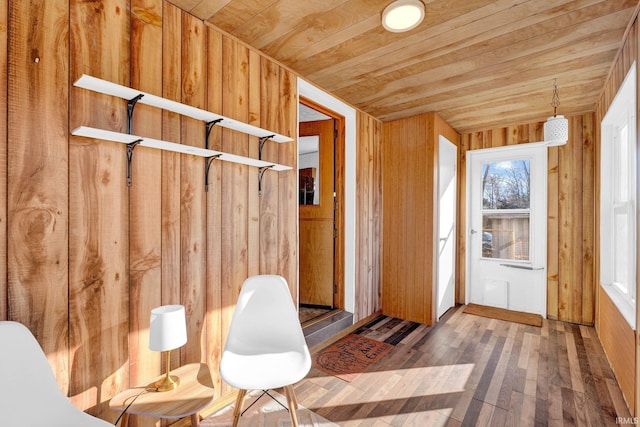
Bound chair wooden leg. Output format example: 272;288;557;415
190;413;200;426
283;385;299;427
232;389;247;427
284;384;299;411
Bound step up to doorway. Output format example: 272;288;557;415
302;310;353;349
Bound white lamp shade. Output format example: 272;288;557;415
544;115;569;145
149;305;187;352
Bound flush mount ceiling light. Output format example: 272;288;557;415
382;0;425;33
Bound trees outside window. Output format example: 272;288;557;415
481;159;531;260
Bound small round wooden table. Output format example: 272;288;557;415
109;363;214;426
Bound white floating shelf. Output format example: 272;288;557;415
72;126;291;172
74;74;293;143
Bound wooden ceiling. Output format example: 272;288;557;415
167;0;639;133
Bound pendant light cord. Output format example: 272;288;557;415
551;79;560;117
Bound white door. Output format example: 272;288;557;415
467;143;547;317
437;136;457;319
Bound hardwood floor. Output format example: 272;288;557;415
299;305;334;325
294;306;632;426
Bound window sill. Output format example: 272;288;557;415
600;283;636;330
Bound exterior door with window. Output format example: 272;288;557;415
467;144;547;317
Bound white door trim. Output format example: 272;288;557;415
298;78;356;315
437;135;457;319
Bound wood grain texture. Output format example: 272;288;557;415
382;112;459;325
355;111;383;321
0;0;6;322
581;113;595;324
69;0;130;419
220;35;250;396
129;2;163;415
247;49;260;278
7;0;70;393
205;24;223;401
167;0;637;132
597;287;635;414
333;111;345;312
456;136;468;304
277;67;297;296
560;116;585;323
382;113;432;324
109;363;214;421
258;58;280;275
161;1;183;324
296;307;632;426
1;1;385;422
547;141;559;320
299;119;334;307
299;219;334;306
180;11;207;365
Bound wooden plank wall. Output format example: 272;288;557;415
0;1;369;423
1;0;384;422
130;0;163;405
355;111;383;321
598;287;636;415
8;0;71;396
0;0;6;322
382;114;432;324
382;112;460;325
68;0;131;417
594;11;639;417
459;114;596;326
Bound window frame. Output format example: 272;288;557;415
600;61;637;329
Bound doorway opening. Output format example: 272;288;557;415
298;97;345;327
437;135;457;320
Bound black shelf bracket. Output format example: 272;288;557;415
205;118;224;149
258;165;275;196
126;94;145;135
204;119;224;192
126;139;142;187
258;135;275;160
204;154;222;192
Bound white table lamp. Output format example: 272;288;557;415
149;304;187;392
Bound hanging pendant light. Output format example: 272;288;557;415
543;79;568;146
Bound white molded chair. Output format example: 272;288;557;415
0;321;113;426
220;275;311;427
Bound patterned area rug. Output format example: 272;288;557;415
201;390;338;427
313;333;394;382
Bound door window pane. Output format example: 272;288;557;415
482;214;530;260
482;160;530;209
481;160;531;261
299;135;320;205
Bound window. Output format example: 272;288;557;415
481;159;531;261
601;62;636;328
